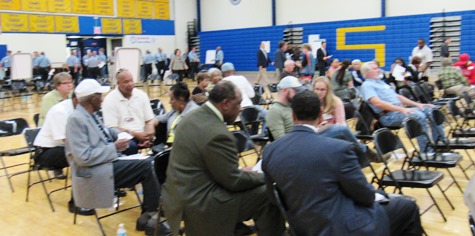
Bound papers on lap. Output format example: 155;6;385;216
117;154;149;161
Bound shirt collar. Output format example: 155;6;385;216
116;88;136;101
204;101;224;122
297;124;319;133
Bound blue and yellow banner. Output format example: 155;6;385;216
123;19;142;34
117;0;135;18
0;0;21;11
94;0;114;16
72;0;94;15
29;14;55;32
136;0;153;19
154;1;170;20
55;15;79;33
22;0;48;12
101;18;122;34
47;0;71;13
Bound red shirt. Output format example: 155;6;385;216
453;61;475;85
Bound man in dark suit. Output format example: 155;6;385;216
317;41;331;76
163;81;284;235
262;90;422;236
256;41;272;84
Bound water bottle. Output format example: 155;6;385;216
116;223;127;236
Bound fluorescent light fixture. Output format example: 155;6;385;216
67;36;81;39
93;36;105;39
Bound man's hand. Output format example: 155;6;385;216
400;107;416;115
115;139;130;152
416;103;434;110
132;131;150;142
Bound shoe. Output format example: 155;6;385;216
53;169;67;179
137;211;156;231
145;218;171;236
115;189;127;198
234;222;257;236
68;201;95;216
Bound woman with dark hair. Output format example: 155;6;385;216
169;49;188;82
330;59;354;101
154;82;199;150
192;71;210;105
387;57;411;88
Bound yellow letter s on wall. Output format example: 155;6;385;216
336;25;386;66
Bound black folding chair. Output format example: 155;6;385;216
235;107;270;157
446;100;475;138
33;113;39;127
373;128;448;222
25;128;71;212
232;130;260;166
0;118;35;192
150;99;167;116
398;86;417;102
429;108;475;179
403;117;463;195
264;175;297;236
435;80;459;99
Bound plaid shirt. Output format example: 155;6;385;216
438;66;468;88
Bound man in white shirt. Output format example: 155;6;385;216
411;38;433;75
102;68;155;155
34;96;77;179
222;62;267;135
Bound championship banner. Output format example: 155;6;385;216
123;19;142;34
101;18;122;34
154;1;170;20
22;0;48;12
29;14;54;32
136;0;153;19
117;0;135;18
0;0;21;11
94;0;114;16
47;0;71;13
1;13;29;32
55;15;79;33
72;0;94;15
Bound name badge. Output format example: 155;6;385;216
124;117;134;122
322;113;333;120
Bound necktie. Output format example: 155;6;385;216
91;114;113;143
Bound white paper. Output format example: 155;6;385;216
263;41;271;53
98;61;106;68
117;154;149;161
205;50;216;64
252;159;263;173
117;132;133;140
391;64;406;81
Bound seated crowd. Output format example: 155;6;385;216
32;40;475;235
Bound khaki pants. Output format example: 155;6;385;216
445;84;475;100
256;67;269;84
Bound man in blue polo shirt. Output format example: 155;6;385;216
1;50;12;78
360;61;444;152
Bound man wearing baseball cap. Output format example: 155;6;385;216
65;79;164;232
267;76;307;139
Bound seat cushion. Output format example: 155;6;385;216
411;153;462;168
382;170;444;188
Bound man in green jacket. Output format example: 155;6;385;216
163;81;284;235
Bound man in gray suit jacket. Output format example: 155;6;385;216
65;79;160;230
163;81;284;235
263;90;422;236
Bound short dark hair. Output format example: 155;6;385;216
196;71;209;84
170;82;190;102
209;81;236;104
291;90;321;121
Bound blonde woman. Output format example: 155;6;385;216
206;68;222;92
169;49;188;82
313;76;346;126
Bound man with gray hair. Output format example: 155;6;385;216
163;80;284;235
360;61;444;152
256;41;272;84
279;59;297;79
438;57;475;99
39;72;73;126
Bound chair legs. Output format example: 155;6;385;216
423;189;447;222
0;155;14;192
26;167;71;212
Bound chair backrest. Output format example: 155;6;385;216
373;128;404;157
33;113;39;127
266;127;275;142
463;91;473;105
267;83;278;93
448;100;461;117
398;86;416;101
410;84;430;103
419;83;435;100
153;149;171;185
343;102;355;120
264;174;296;236
0;118;30;136
355;102;377;135
232;130;255;153
402;117;425;140
24;128;41;148
150;99;166;116
429;107;446;126
240;107;260;124
435;80;444;90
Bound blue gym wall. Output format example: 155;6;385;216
200;9;475;71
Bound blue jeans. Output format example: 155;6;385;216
254;105;268;135
378;106;444;152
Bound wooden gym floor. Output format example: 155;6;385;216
0;74;472;235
